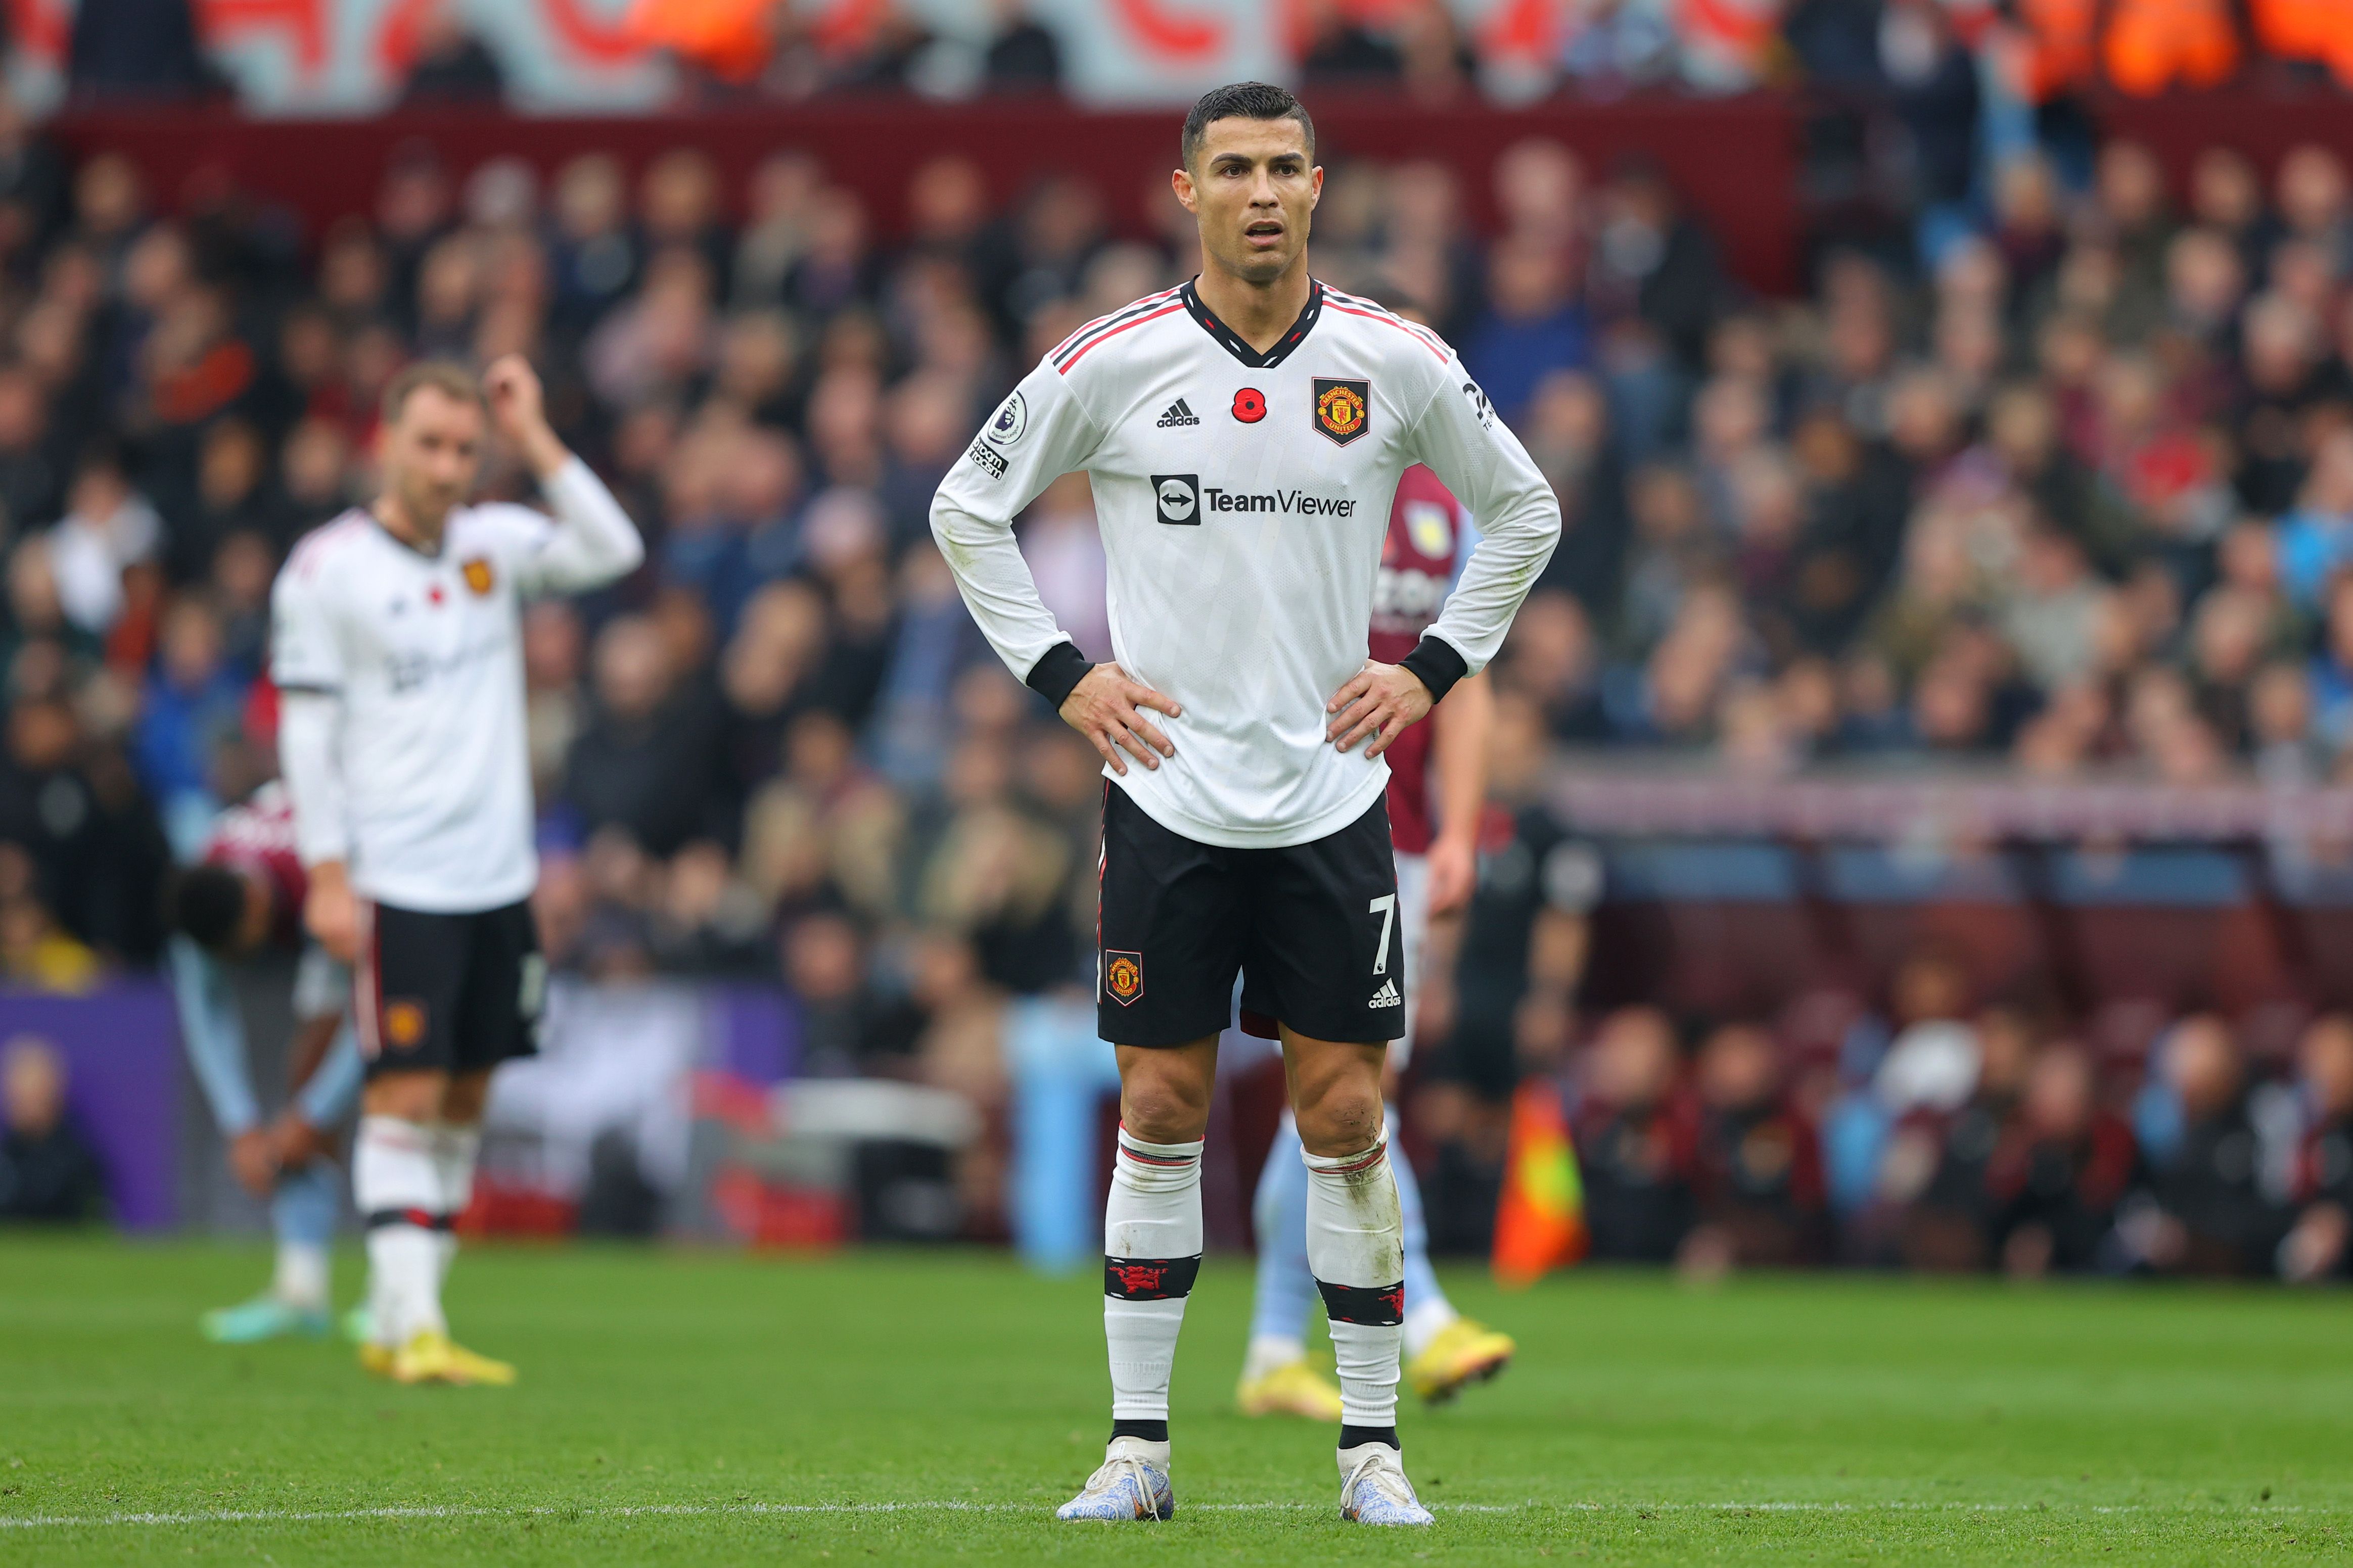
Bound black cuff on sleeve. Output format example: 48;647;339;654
1024;641;1093;710
1399;634;1469;704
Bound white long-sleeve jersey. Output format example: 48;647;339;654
270;457;643;912
931;278;1559;849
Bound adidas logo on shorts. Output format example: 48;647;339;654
1156;398;1201;428
1369;977;1401;1008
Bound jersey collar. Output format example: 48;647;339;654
1179;276;1323;370
364;503;447;561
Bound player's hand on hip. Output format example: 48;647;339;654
1060;663;1180;777
304;862;360;965
1327;660;1434;758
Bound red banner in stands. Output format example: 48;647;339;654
50;96;1802;296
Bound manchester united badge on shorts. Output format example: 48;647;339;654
1103;950;1144;1006
384;999;430;1049
1313;377;1370;445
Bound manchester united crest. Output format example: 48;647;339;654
384;999;429;1050
1104;950;1144;1006
462;556;495;596
1313;377;1370;445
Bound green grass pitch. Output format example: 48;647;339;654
1;1236;2347;1563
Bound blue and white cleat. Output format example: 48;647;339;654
1339;1444;1435;1526
201;1295;331;1344
1055;1437;1175;1522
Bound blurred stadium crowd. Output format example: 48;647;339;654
1501;962;2353;1283
7;10;2353;1271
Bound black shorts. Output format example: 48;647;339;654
356;899;545;1080
1097;786;1404;1048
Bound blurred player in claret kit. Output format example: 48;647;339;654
270;355;643;1386
167;782;363;1344
931;82;1558;1525
1235;457;1515;1422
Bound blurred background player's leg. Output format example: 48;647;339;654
1388;853;1514;1403
1238;1110;1342;1419
172;931;339;1343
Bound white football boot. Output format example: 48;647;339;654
1055;1436;1175;1522
1338;1443;1435;1526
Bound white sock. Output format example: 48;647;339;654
355;1116;445;1344
1103;1127;1204;1427
271;1241;329;1311
429;1123;480;1293
1243;1333;1308;1382
1304;1137;1405;1434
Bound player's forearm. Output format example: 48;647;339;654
927;493;1085;706
276;691;351;867
293;1018;363;1128
1421;484;1560;690
1429;670;1493;845
284;1010;340;1095
1410;382;1562;696
167;937;261;1135
533;456;647;589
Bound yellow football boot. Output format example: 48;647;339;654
1406;1317;1515;1404
356;1340;395;1377
388;1329;517;1387
1235;1358;1345;1420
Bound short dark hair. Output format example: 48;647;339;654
171;864;252;952
1181;82;1315;170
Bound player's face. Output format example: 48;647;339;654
1175;117;1321;286
378;386;485;532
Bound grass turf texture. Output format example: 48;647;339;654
0;1238;2346;1564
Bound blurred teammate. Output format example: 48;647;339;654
168;781;362;1342
932;83;1558;1526
1235;463;1513;1422
271;356;642;1386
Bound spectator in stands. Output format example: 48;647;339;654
1901;1005;2034;1270
1559;0;1678;97
2129;1015;2288;1276
564;613;726;858
2281;1014;2353;1282
1988;1043;2139;1275
982;0;1063;94
67;0;215;103
781;909;921;1076
1299;0;1404;85
131;595;241;836
1681;1021;1827;1271
399;4;509;109
1574;1007;1699;1263
0;1035;104;1221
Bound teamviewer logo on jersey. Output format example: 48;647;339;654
1153;474;1200;526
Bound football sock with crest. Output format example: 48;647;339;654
1102;1127;1204;1442
1305;1136;1406;1451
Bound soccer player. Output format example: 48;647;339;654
168;780;363;1343
931;83;1560;1526
270;355;642;1386
1235;462;1515;1422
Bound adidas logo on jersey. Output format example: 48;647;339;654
1369;978;1401;1008
1156;398;1201;428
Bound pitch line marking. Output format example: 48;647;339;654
1;1499;2318;1531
